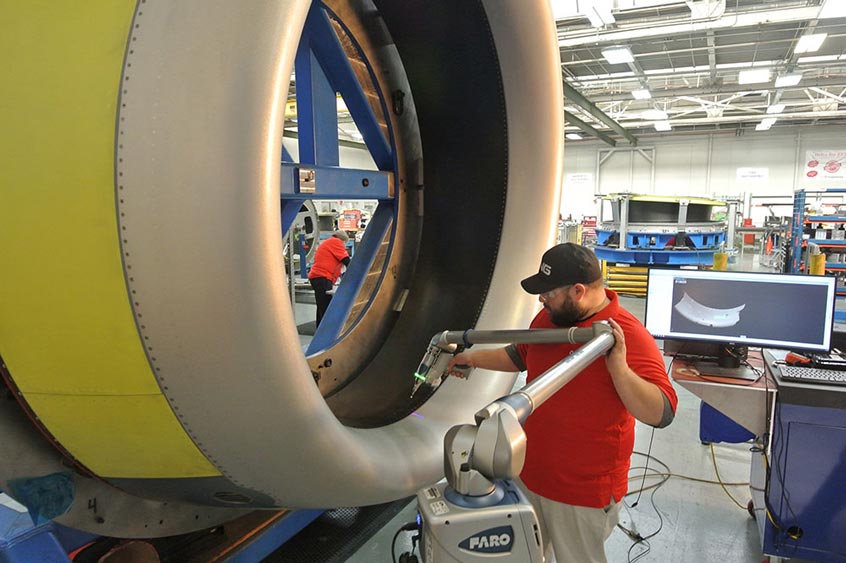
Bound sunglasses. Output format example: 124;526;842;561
539;285;572;301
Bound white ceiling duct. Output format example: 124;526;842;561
550;0;687;22
615;0;680;7
559;3;820;47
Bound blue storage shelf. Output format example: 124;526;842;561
806;215;846;222
807;239;846;246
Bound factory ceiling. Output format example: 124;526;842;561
557;0;846;142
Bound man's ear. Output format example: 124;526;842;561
571;283;587;299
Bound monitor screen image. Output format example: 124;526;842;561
645;268;836;353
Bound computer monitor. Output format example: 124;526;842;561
645;268;836;378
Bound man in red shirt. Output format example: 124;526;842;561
307;230;351;327
450;243;677;563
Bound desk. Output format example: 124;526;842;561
670;352;776;437
754;350;846;562
672;349;846;561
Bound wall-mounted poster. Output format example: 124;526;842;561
805;150;846;181
736;167;769;181
566;172;593;187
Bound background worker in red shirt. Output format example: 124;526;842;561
450;243;678;563
307;230;351;328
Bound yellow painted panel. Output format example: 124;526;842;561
0;2;220;477
26;394;219;478
0;2;157;396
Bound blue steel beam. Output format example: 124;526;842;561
307;200;393;353
281;200;305;236
226;510;324;563
295;29;339;167
286;3;399;354
305;4;393;171
281;163;392;201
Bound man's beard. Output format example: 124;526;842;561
546;298;586;327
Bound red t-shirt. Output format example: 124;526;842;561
516;289;677;508
308;237;349;283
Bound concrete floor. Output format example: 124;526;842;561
291;249;817;562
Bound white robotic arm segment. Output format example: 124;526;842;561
439;323;615;495
473;404;527;484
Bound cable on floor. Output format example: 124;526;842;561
621;469;665;563
628;467;748;487
620;443;755;562
392;521;419;563
708;443;747;510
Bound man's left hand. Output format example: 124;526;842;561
605;318;628;376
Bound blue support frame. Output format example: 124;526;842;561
294;34;339;167
281;200;305;237
224;509;323;563
592;246;717;266
307;201;393;353
280;163;391;200
0;501;99;563
280;2;399;352
304;4;392;170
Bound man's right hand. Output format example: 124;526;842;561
447;347;519;375
447;352;474;378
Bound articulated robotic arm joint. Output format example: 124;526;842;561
444;401;527;496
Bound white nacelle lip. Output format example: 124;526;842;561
114;0;563;508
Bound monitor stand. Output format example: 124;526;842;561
693;344;759;381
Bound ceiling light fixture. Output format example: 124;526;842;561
797;55;839;64
819;0;846;18
632;89;652;100
738;69;771;85
795;33;828;54
585;2;616;28
642;109;668;120
654;121;672;132
601;46;634;65
756;118;777;131
566;133;584;140
766;104;786;115
775;73;803;88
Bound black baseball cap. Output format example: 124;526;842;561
520;243;602;294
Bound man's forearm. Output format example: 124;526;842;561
460;347;519;372
610;368;670;427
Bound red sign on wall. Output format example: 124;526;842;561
805;150;846;181
338;209;361;231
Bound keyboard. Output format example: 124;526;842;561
777;365;846;386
